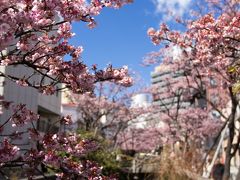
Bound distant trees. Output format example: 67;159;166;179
68;82;157;178
73;82;152;148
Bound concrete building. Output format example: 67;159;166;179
0;12;62;141
0;65;61;148
129;93;151;129
151;64;192;110
61;89;79;131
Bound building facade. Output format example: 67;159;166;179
0;65;61;149
151;64;192;110
61;89;79;131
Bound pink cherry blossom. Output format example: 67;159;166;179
147;1;239;179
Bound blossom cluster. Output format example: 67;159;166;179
0;96;123;178
0;127;107;179
0;0;133;94
117;127;162;152
10;104;39;127
147;4;240;84
0;138;20;165
0;1;134;178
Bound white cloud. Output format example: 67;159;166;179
152;0;191;21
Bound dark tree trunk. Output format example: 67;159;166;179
223;88;238;180
222;117;234;180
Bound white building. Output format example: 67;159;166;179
0;65;61;148
129;93;151;129
61;89;79;131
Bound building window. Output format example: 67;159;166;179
38;120;46;132
56;86;59;97
210;94;219;105
210;77;217;87
211;110;220;119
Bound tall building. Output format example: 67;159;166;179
151;64;192;110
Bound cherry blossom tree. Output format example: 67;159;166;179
148;64;224;175
117;127;162;152
147;0;239;179
65;82;152;148
0;0;133;94
64;82;159;177
115;73;223;177
0;0;133;179
152;64;224;139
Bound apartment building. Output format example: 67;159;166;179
151;64;193;110
0;65;61;149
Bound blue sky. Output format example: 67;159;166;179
70;0;193;86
